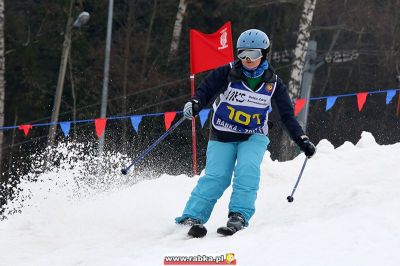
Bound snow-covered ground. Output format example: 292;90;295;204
1;132;399;266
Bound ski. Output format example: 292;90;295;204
217;226;237;236
187;224;207;238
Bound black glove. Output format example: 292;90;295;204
295;135;316;158
183;99;201;120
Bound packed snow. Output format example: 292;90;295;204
1;132;399;266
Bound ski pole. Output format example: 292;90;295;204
287;157;308;203
121;116;186;175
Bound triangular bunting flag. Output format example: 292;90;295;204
18;124;32;136
294;98;307;116
386;90;396;104
130;115;143;134
199;109;210;128
94;118;107;139
326;96;338;111
164;112;177;131
60;122;71;137
357;92;368;111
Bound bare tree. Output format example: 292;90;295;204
288;0;317;99
278;0;317;161
0;0;5;176
167;0;187;64
122;0;135;149
140;0;158;83
47;0;75;148
68;53;77;139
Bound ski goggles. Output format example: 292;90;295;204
237;49;263;61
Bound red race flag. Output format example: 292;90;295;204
164;112;177;131
190;21;234;75
94;118;107;139
294;98;307;116
357;92;368;111
18;124;32;136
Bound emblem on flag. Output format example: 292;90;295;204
218;28;228;50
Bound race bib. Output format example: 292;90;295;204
212;81;276;134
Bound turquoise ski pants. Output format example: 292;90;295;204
176;134;269;225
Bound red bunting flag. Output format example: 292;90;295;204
357;92;368;111
94;118;107;139
294;98;307;116
18;124;32;136
190;21;234;75
164;112;177;131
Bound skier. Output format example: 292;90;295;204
176;29;316;237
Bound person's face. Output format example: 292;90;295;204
241;57;262;69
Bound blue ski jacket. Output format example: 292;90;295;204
193;60;305;143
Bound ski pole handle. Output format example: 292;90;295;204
121;116;186;175
287;157;308;203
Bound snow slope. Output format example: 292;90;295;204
1;132;399;266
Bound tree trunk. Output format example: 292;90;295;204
319;28;341;97
167;0;187;64
7;112;18;178
333;27;364;127
122;0;135;151
140;0;157;83
279;0;317;161
288;0;317;99
68;53;77;139
0;0;5;175
47;0;75;148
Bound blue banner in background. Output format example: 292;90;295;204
60;122;71;137
386;90;396;104
130;115;143;134
199;109;211;128
326;96;338;111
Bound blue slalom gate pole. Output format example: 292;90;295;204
121;116;186;175
287;157;308;203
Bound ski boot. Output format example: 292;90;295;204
179;217;207;238
217;212;245;236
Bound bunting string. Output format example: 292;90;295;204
293;88;399;115
1;88;399;138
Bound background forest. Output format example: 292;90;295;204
1;0;400;189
